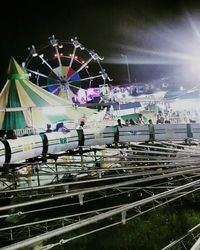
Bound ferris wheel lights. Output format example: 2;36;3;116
80;45;85;50
49;34;58;47
100;69;113;81
51;42;58;47
25;36;111;101
101;73;107;80
73;41;80;48
89;50;94;54
89;50;104;60
29;45;38;57
71;37;85;49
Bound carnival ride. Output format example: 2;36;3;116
0;58;99;131
22;35;112;103
1;128;200;249
0;123;199;166
1;37;200;250
0;113;200;249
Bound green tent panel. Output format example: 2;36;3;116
3;111;26;130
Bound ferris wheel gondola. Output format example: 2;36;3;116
22;35;112;103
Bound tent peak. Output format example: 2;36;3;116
7;57;29;80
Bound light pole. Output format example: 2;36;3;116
121;54;131;83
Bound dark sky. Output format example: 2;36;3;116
1;0;200;88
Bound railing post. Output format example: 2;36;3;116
55;162;59;182
35;165;40;186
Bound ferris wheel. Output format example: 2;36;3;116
22;35;112;103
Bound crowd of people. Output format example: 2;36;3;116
156;109;200;124
0;121;85;141
2;108;199;141
116;109;199;129
116;116;155;143
45;121;85;133
117;113;146;128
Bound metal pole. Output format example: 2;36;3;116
191;237;200;250
121;54;131;83
126;55;131;83
55;163;59;182
35;165;40;186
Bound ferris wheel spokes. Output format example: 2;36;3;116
68;46;77;69
66;57;93;83
68;37;85;69
24;36;112;103
26;68;55;80
66;54;102;82
88;50;104;61
49;35;63;78
27;43;63;82
99;68;113;82
68;74;105;85
38;53;63;81
66;39;105;84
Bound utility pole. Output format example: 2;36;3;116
121;54;131;83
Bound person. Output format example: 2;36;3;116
77;121;85;148
77;121;85;130
136;114;145;125
125;119;130;126
114;119;123;147
0;130;6;139
110;105;114;115
157;110;164;124
6;129;17;139
148;119;155;143
117;119;123;128
104;113;111;121
129;119;135;125
55;122;70;133
46;124;52;133
106;105;111;114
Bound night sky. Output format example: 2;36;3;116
1;0;200;89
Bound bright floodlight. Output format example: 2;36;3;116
107;12;200;85
170;99;200;111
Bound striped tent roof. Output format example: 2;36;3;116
0;58;95;130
